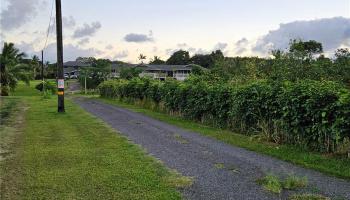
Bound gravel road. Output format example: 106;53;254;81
74;97;350;200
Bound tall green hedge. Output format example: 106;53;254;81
98;78;350;153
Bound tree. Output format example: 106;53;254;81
76;57;96;64
289;39;323;60
190;54;212;68
120;67;142;80
190;50;224;68
0;42;32;96
166;50;190;65
31;55;40;79
138;54;147;64
149;56;165;65
334;48;350;85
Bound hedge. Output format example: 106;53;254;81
98;78;350;153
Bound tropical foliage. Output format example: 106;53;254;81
0;42;32;96
99;40;350;153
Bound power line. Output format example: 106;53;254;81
42;0;55;51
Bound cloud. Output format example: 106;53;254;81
213;42;228;51
114;50;129;59
15;41;103;62
78;38;90;46
124;33;154;43
0;0;40;31
177;43;188;48
73;21;102;38
105;45;113;50
63;16;76;29
253;17;350;55
234;38;249;54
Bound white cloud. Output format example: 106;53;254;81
63;16;76;29
213;42;228;51
105;44;113;50
73;21;102;38
124;33;154;43
233;38;249;55
0;0;40;31
253;17;350;55
114;50;129;59
77;38;90;46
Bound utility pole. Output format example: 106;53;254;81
41;50;45;94
41;50;44;82
56;0;65;112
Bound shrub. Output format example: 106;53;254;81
98;78;350;153
35;81;57;94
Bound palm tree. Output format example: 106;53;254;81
138;54;147;64
0;42;31;96
31;55;40;79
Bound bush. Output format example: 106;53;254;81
35;81;57;94
98;78;350;153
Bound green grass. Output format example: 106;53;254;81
11;80;42;96
1;82;188;199
257;174;308;194
97;97;350;180
257;174;282;194
284;175;308;190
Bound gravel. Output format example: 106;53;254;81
74;97;350;200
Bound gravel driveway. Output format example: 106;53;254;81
74;97;350;200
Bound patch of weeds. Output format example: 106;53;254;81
227;165;239;173
173;133;189;144
165;170;193;189
257;174;282;194
214;163;225;169
258;174;309;194
289;194;330;200
283;175;308;190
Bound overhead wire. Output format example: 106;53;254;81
42;0;55;51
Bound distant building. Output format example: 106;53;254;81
63;61;90;77
63;61;197;81
137;64;193;81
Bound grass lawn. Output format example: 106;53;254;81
1;82;188;199
97;97;350;180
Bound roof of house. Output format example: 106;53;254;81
63;61;91;67
136;64;193;71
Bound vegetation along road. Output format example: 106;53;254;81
74;97;350;200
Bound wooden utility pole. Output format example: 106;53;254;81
41;50;44;82
56;0;65;112
41;50;45;94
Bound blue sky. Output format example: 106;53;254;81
1;0;349;62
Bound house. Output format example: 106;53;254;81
138;64;194;81
63;61;91;77
63;60;197;81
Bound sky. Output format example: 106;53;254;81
0;0;350;63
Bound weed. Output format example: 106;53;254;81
214;163;225;169
257;174;283;194
173;133;189;144
284;175;308;190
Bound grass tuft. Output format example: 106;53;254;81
214;163;225;169
257;174;283;194
165;170;193;189
284;175;308;190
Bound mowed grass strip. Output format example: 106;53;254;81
97;97;350;180
15;95;183;199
